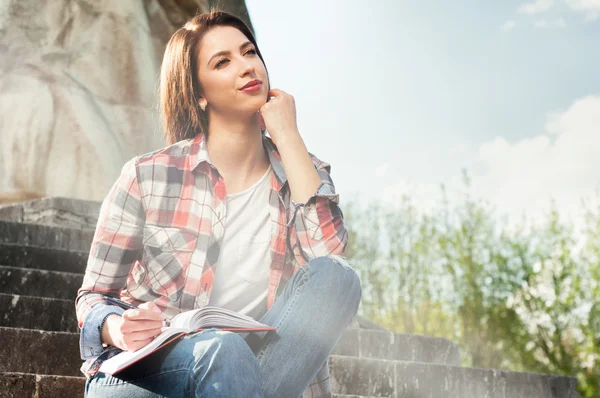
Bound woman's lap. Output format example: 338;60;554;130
85;328;262;398
85;255;362;398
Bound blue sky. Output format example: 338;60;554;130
246;0;600;223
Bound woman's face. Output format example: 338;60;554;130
196;26;268;116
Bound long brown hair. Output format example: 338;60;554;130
159;9;269;145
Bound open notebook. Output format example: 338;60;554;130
99;306;276;375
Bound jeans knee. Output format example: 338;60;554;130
309;255;362;304
189;330;262;396
216;330;255;358
193;330;255;366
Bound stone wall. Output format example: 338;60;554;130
0;0;250;203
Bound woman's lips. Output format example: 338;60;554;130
241;81;261;93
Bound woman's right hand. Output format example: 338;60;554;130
101;301;165;352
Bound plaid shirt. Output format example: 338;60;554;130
75;132;348;397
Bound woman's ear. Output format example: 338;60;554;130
199;97;208;112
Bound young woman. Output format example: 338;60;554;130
76;9;361;398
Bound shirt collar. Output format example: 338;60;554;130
186;132;288;191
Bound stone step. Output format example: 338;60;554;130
333;327;459;365
0;372;374;398
0;196;100;229
333;396;375;398
0;355;578;398
328;355;579;398
0;292;461;365
0;372;86;398
0;294;76;333
0;244;88;273
0;265;83;299
0;329;81;376
0;220;93;253
0;326;459;377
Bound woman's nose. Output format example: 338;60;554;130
240;59;256;75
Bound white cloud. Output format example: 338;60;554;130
534;18;568;27
382;95;600;226
502;20;517;31
566;0;600;21
375;163;390;178
556;17;568;27
471;95;600;223
515;0;597;27
518;0;554;14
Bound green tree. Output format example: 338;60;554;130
341;182;599;397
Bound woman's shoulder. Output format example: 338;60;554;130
116;138;196;186
133;138;194;167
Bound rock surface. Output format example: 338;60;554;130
0;0;252;203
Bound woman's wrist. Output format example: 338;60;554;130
100;313;122;348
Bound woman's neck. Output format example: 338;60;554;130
206;112;270;194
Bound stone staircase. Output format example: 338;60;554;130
0;198;579;397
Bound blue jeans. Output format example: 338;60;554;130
85;255;362;398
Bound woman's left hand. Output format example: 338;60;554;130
259;88;300;147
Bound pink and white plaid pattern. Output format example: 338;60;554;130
76;132;347;397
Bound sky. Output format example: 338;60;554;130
245;0;600;225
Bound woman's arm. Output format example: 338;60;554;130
276;132;322;204
75;158;146;359
277;130;348;264
260;88;348;264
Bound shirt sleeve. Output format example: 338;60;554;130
79;305;124;360
287;157;348;266
75;158;145;356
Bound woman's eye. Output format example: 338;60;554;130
215;49;257;68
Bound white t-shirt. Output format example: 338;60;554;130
208;164;273;320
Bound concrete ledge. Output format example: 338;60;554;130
0;371;376;398
0;292;461;366
0;197;100;229
0;294;77;332
332;396;375;398
0;326;460;378
0;372;85;398
0;221;93;252
333;328;460;366
329;355;579;398
0;266;82;300
0;327;579;397
0;328;81;376
0;244;88;273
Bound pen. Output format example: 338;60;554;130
104;296;138;310
104;296;172;326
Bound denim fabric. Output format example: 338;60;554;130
85;255;362;398
80;304;125;360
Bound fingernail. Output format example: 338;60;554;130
152;306;161;313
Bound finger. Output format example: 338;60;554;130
123;336;156;352
138;300;162;311
267;88;285;97
125;327;163;343
122;308;163;321
138;301;153;310
120;319;164;333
